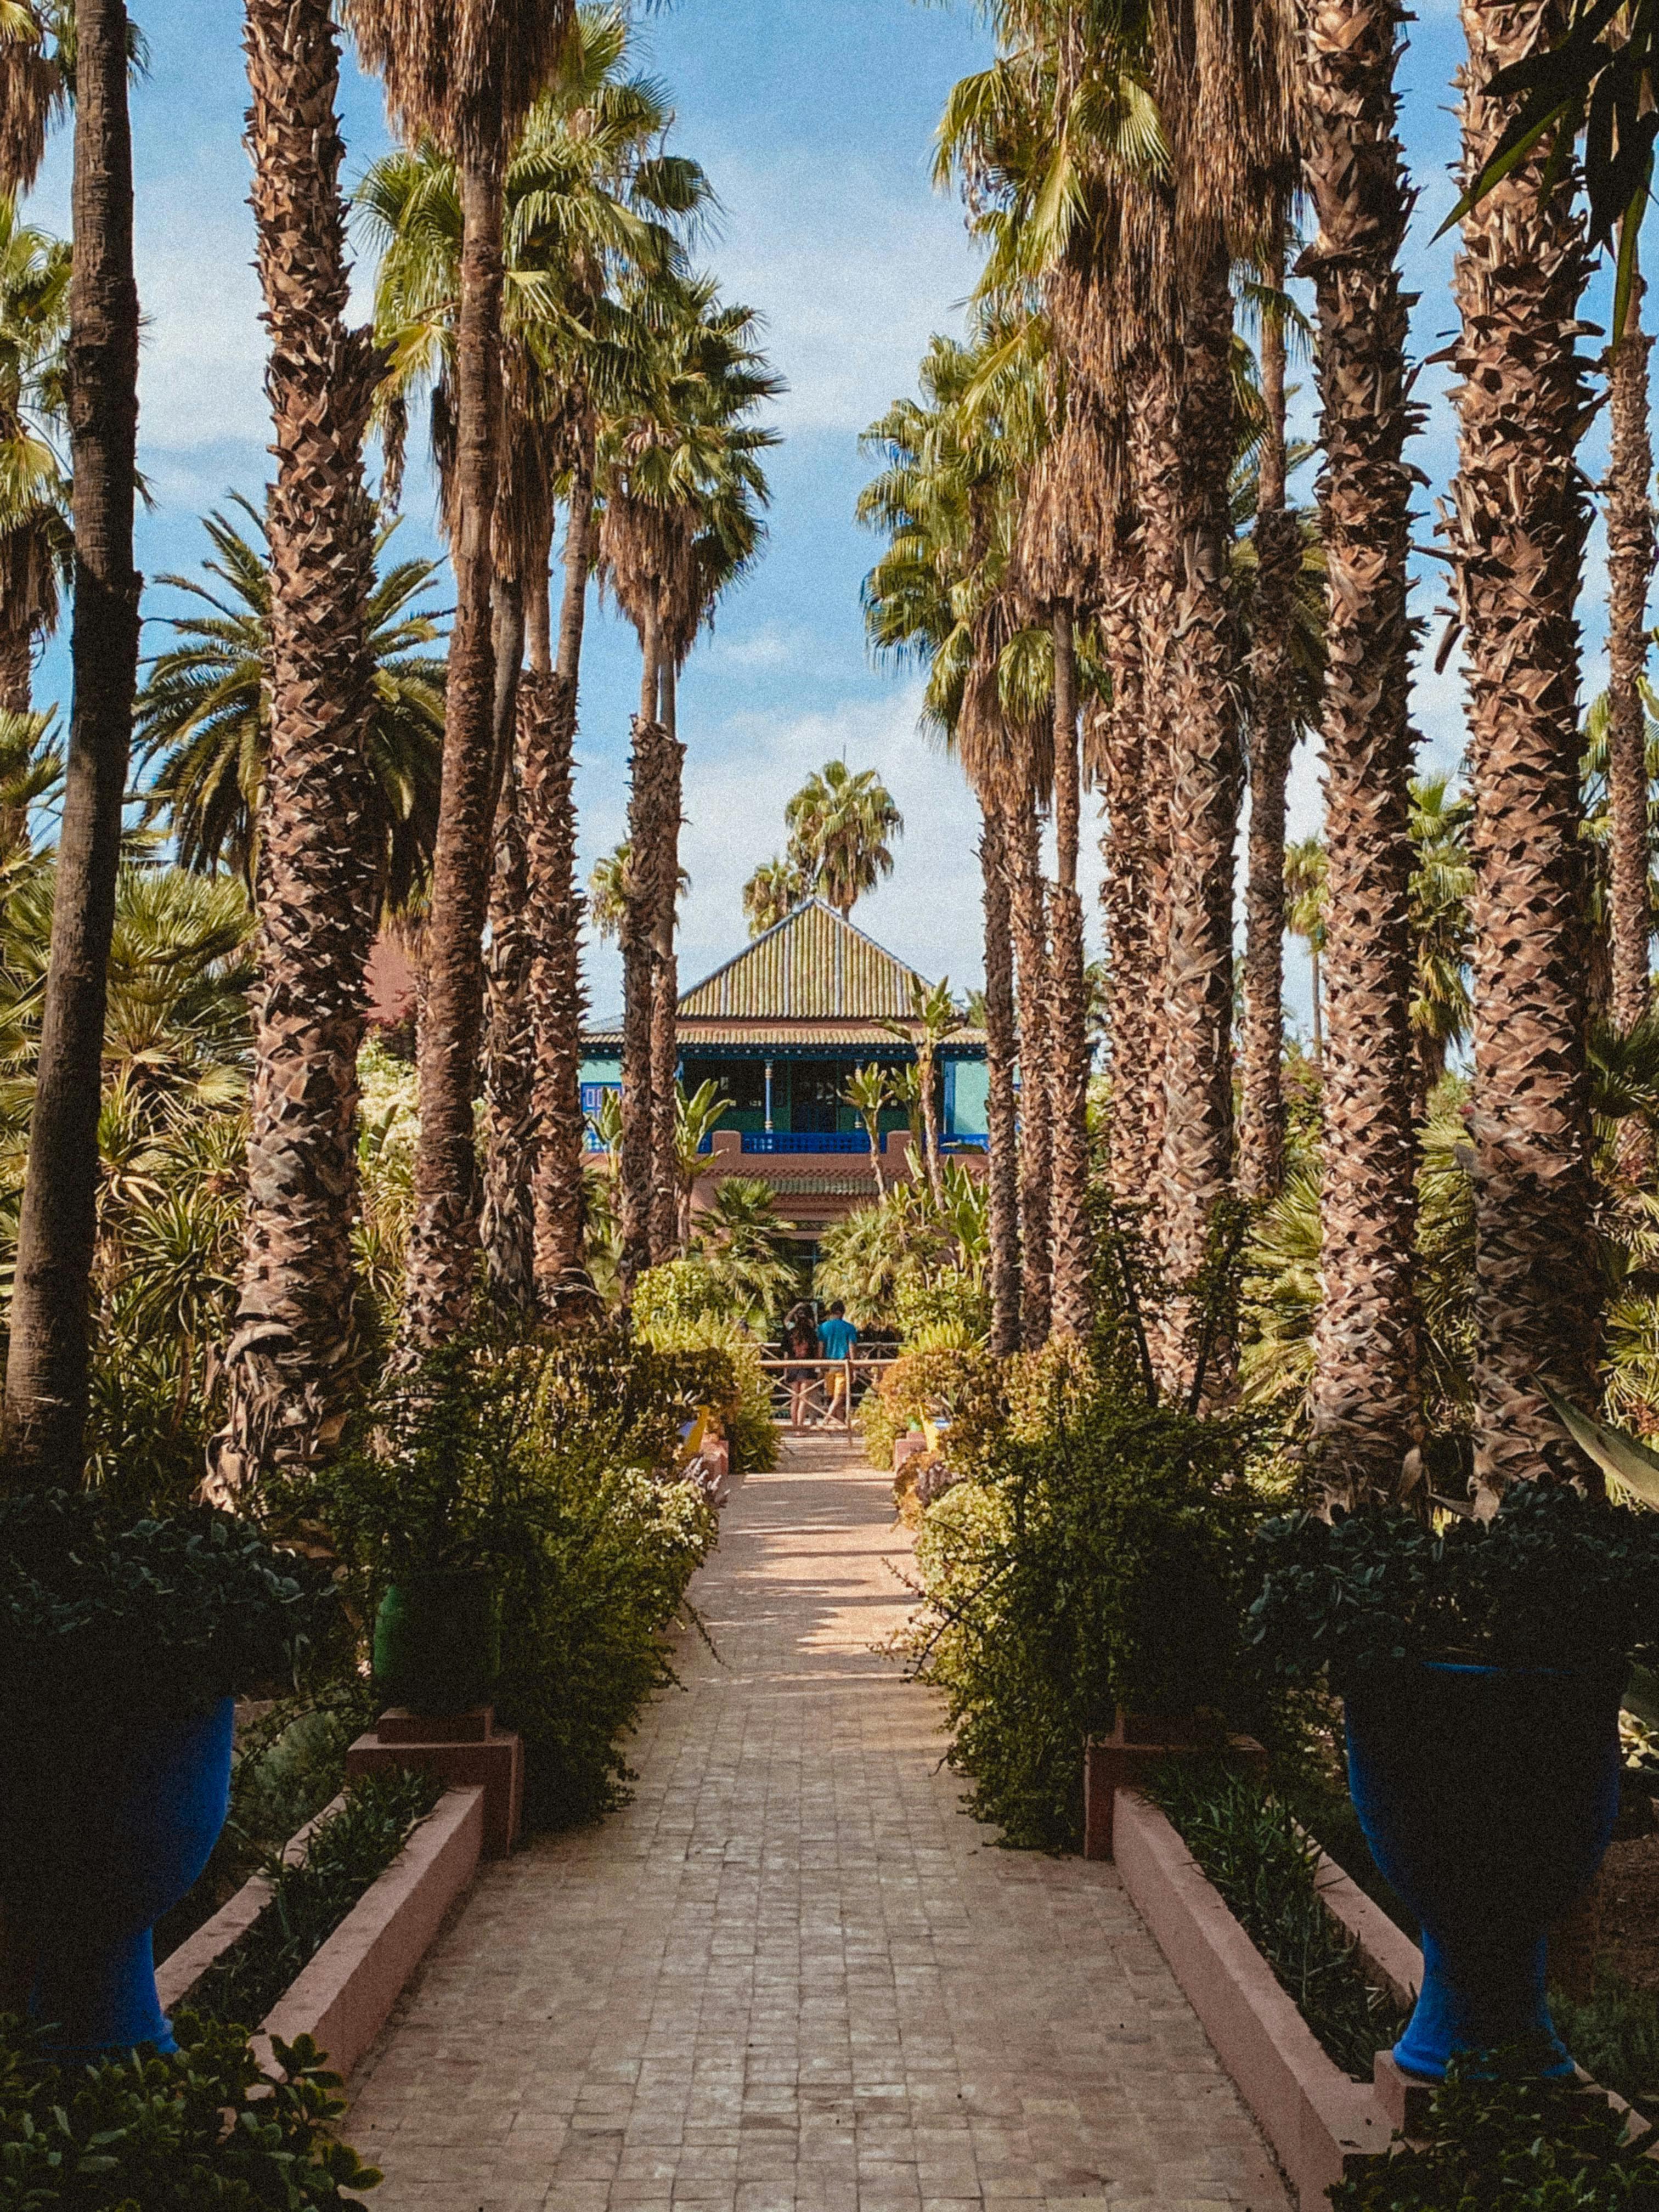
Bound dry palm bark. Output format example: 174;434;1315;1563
1098;551;1155;1207
620;667;676;1296
1131;367;1181;1206
4;0;140;1479
481;751;536;1308
1048;605;1093;1338
1606;258;1655;1118
0;3;55;198
981;796;1023;1356
0;622;29;715
527;453;595;1301
1155;249;1243;1389
1300;0;1423;1498
649;662;684;1264
1238;253;1301;1205
1448;0;1600;1496
213;0;383;1496
1011;787;1054;1347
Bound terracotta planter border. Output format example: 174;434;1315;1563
1113;1787;1393;2208
158;1785;483;2083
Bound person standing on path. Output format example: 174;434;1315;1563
783;1300;820;1430
817;1298;858;1426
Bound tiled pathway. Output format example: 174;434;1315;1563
347;1435;1288;2212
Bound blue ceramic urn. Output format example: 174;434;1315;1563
0;1695;235;2056
1344;1660;1624;2079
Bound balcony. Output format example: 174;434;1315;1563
740;1131;871;1155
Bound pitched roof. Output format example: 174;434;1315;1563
680;900;926;1022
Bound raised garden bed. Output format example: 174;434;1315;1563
159;1776;483;2080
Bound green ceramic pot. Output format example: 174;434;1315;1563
373;1568;500;1716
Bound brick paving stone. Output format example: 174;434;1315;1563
347;1437;1288;2211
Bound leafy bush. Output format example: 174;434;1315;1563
1146;1764;1406;2080
1250;1483;1659;1683
893;1271;990;1346
300;1329;721;1830
904;1391;1262;1848
631;1310;778;1476
0;2013;380;2204
0;1491;326;1717
859;1344;1002;1471
1549;1974;1659;2120
1328;2057;1659;2209
189;1769;441;2031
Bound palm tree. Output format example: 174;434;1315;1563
742;855;804;938
342;0;572;1350
210;0;388;1497
883;976;962;1211
0;191;69;716
784;760;904;919
1296;0;1423;1497
690;1172;796;1324
1448;0;1600;1497
0;2;62;199
842;1063;891;1201
135;503;445;910
4;0;143;1480
1605;257;1656;1124
1284;836;1327;1073
672;1076;729;1251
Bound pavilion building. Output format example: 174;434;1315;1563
580;899;987;1260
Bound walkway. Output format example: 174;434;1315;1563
346;1436;1288;2212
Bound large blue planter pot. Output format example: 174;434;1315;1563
0;1695;234;2057
1345;1660;1623;2080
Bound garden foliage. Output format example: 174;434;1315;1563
905;1383;1261;1849
0;2014;380;2205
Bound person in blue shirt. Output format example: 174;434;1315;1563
817;1301;859;1425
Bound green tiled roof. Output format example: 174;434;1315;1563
679;900;924;1022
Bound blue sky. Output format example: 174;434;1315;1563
22;0;1641;1029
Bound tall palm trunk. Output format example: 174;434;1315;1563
981;794;1022;1356
1098;551;1155;1207
214;0;382;1496
528;452;594;1301
620;624;668;1293
1302;0;1422;1499
481;747;535;1308
1450;0;1600;1497
1131;367;1180;1205
649;654;682;1263
1048;604;1093;1338
1607;251;1655;1116
1156;250;1242;1393
1238;244;1300;1203
1010;787;1053;1347
0;619;30;715
399;146;506;1348
3;0;140;1479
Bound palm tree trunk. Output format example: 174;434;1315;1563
398;144;505;1350
480;568;534;1309
649;655;682;1264
529;450;594;1301
1010;787;1052;1347
918;1041;945;1207
213;0;382;1497
1607;248;1655;1183
1310;944;1323;1068
0;616;30;715
1156;249;1243;1395
3;0;140;1480
1239;240;1301;1205
1301;7;1422;1500
1048;603;1093;1339
620;620;667;1293
1450;0;1600;1498
1131;366;1180;1206
981;794;1022;1356
1098;551;1155;1207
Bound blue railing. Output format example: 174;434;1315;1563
742;1131;872;1155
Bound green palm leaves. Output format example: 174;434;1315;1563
782;761;904;921
0;189;69;706
133;500;447;911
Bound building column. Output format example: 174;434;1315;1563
764;1059;774;1133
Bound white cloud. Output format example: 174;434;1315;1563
137;184;267;455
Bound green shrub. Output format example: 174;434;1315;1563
1328;2057;1659;2209
189;1769;441;2030
1549;1974;1659;2120
0;2013;380;2204
633;1315;779;1476
301;1328;721;1831
905;1392;1261;1848
859;1344;1003;1471
1146;1764;1406;2080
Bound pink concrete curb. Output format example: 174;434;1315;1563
1114;1788;1392;2208
156;1792;346;2013
1310;1843;1422;2014
256;1784;483;2081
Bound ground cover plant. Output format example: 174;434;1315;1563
0;2013;380;2206
1146;1763;1407;2080
186;1769;441;2032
